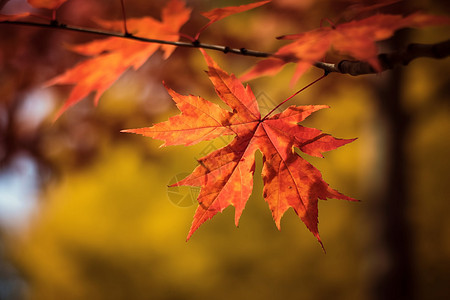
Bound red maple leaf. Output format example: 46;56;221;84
195;0;270;39
0;13;31;21
241;12;450;83
123;52;356;247
46;0;191;119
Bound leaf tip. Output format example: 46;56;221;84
168;181;181;188
52;106;66;123
186;228;195;242
275;218;282;231
319;240;326;254
313;231;326;253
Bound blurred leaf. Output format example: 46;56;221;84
242;13;450;84
46;0;191;119
196;0;270;38
27;0;68;10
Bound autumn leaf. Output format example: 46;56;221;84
0;12;31;21
46;0;191;119
241;12;450;83
341;0;401;20
28;0;67;10
195;0;270;39
123;52;356;247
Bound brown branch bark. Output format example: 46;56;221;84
326;39;450;75
1;19;449;76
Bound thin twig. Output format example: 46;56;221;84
1;20;271;57
1;20;449;76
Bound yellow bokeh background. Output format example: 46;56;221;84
0;0;449;299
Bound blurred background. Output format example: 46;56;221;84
0;0;449;299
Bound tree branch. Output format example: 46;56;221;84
0;20;271;57
1;19;449;76
325;39;450;76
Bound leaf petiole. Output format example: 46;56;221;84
261;72;328;121
120;0;129;35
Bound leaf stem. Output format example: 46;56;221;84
120;0;129;35
261;72;328;121
178;32;196;42
319;17;336;29
195;20;213;40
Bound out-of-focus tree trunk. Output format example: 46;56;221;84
364;31;414;300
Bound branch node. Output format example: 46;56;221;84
50;19;59;26
337;60;347;73
378;53;395;68
223;46;230;54
192;40;200;47
240;48;248;55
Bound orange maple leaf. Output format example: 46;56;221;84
195;0;270;39
241;13;450;83
123;52;356;247
46;0;191;119
27;0;67;10
0;13;31;21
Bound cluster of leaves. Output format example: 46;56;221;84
242;12;450;84
2;0;449;246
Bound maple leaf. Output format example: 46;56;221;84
27;0;67;10
195;0;270;39
46;0;191;119
342;0;401;19
241;12;450;83
0;12;31;21
123;52;356;247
